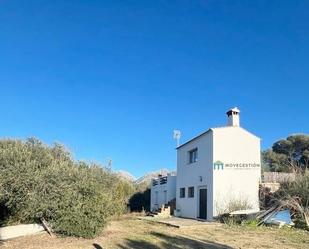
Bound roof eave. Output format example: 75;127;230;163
176;129;212;149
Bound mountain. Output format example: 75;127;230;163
135;168;175;185
116;168;176;187
115;170;136;182
115;168;176;186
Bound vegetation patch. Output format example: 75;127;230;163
0;138;134;238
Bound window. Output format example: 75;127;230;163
180;188;185;198
189;148;198;163
188;186;194;198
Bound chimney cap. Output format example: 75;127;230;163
226;107;240;116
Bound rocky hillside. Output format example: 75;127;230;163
116;168;176;186
115;170;136;182
135;168;171;185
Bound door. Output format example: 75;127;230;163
163;190;167;204
155;191;158;207
199;188;207;219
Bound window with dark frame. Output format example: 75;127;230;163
180;187;185;198
188;186;194;198
189;148;198;164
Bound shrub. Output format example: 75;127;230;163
225;198;253;213
276;170;309;229
215;196;253;216
129;188;150;212
277;171;309;208
0;138;133;238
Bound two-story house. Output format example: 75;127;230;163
176;108;261;220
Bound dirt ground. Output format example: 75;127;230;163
1;216;309;249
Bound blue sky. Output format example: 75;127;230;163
0;1;308;177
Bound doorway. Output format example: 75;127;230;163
199;188;207;219
155;191;158;207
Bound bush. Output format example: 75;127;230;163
215;197;253;216
226;198;253;213
276;171;309;229
129;188;150;212
277;171;309;208
0;138;133;238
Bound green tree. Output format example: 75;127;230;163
129;188;150;212
0;138;133;238
262;134;309;172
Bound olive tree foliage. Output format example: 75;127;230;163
0;138;134;238
262;134;309;172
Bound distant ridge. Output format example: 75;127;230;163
115;170;136;182
116;168;176;186
135;168;176;185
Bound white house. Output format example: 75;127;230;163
176;108;261;220
150;173;176;211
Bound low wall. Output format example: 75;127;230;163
262;172;295;183
0;224;45;240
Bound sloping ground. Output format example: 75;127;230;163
1;215;309;249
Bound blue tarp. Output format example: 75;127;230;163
265;209;294;226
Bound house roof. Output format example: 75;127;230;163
176;129;212;149
176;126;260;149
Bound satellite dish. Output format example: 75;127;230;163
173;130;181;147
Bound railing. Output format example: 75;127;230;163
152;176;169;186
160;176;167;185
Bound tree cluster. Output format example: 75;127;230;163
0;138;134;238
262;134;309;172
128;188;150;212
262;134;309;229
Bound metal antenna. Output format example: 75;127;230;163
173;130;181;147
105;158;112;171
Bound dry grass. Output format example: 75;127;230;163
1;215;309;249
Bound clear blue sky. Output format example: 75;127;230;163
0;1;308;177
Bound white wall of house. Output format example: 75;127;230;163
212;127;261;216
150;175;176;211
176;131;214;220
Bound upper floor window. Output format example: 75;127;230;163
180;188;185;198
189;148;198;164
